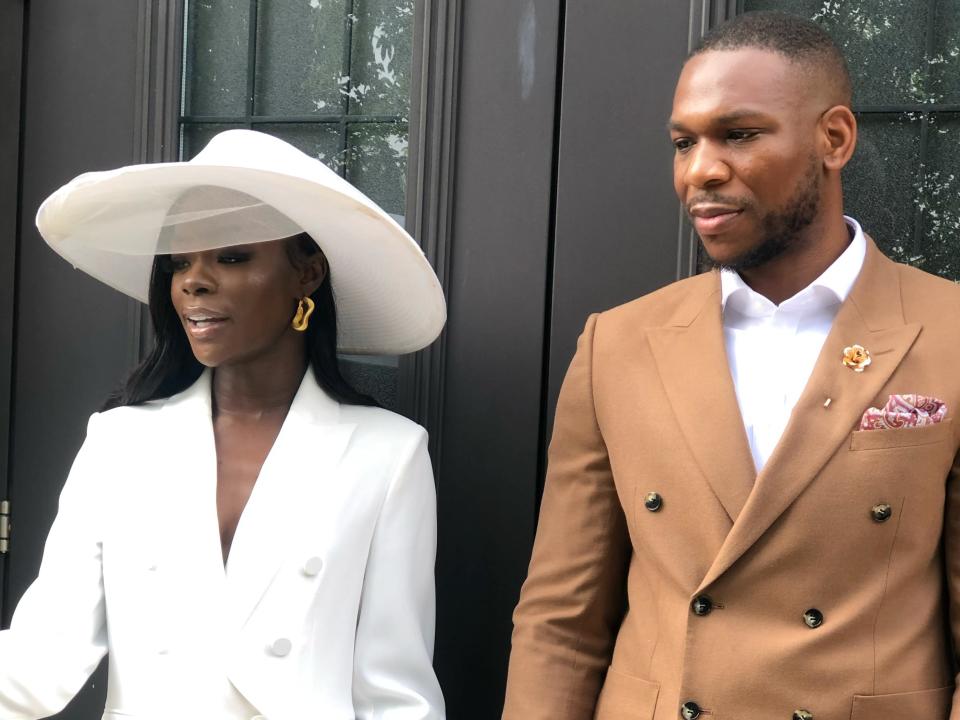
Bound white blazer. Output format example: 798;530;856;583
0;370;445;720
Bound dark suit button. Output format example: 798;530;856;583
871;504;892;523
680;701;702;719
644;492;663;512
803;609;823;628
793;710;813;720
691;595;713;616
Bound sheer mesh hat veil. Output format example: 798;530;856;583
35;129;446;355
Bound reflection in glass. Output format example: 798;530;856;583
348;0;415;116
916;115;960;278
743;0;933;106
183;0;250;116
347;123;410;216
256;123;346;173
255;1;348;116
843;114;921;265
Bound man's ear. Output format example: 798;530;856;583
299;251;328;297
820;105;857;172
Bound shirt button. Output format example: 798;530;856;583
680;701;702;719
644;492;663;512
871;504;892;523
691;595;713;616
793;710;814;720
303;556;324;576
270;638;292;657
803;608;824;628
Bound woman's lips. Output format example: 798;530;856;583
184;314;229;340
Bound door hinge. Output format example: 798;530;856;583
0;500;9;554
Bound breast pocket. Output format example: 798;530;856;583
849;418;953;451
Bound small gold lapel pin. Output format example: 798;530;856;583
842;344;872;373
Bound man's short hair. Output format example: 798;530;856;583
689;11;853;105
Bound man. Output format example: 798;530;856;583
502;11;960;720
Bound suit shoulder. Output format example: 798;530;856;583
897;261;960;300
340;404;427;446
597;271;717;329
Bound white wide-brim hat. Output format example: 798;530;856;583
35;129;446;355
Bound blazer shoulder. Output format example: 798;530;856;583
895;261;960;326
340;404;428;447
597;270;717;331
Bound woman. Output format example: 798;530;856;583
0;130;446;719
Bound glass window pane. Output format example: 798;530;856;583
742;0;934;106
346;122;409;216
181;122;246;158
255;123;346;173
183;0;250;116
914;114;960;279
255;1;348;116
347;0;415;116
932;0;960;104
843;114;922;265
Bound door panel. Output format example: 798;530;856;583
6;2;144;717
545;0;692;438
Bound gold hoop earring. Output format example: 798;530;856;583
291;296;316;332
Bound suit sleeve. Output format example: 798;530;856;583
352;428;445;720
946;438;960;717
502;313;631;720
0;413;108;718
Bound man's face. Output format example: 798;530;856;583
670;48;826;270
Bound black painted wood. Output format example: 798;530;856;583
432;0;561;717
544;0;693;445
0;0;25;629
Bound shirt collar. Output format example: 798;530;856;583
720;216;867;317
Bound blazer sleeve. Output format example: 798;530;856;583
352;428;445;720
0;413;108;718
945;443;960;718
502;313;631;720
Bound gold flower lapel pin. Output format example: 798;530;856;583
842;344;872;373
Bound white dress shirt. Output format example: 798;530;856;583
721;217;867;471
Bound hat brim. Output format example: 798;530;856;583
36;137;445;355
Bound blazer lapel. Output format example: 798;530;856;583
697;239;921;592
648;273;757;523
225;371;356;629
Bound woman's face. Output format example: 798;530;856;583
168;239;318;368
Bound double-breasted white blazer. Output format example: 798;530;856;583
0;369;445;720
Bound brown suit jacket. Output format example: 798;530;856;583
502;239;960;720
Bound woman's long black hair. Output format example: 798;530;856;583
101;232;377;410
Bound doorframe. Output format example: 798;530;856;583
401;0;462;460
0;0;26;622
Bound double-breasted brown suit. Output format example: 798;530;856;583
503;239;960;720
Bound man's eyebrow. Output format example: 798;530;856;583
667;110;769;132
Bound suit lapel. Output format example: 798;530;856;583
696;239;921;592
224;371;356;629
648;273;757;523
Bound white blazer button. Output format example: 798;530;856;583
270;638;292;657
303;556;324;576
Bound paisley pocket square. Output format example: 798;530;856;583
859;394;947;431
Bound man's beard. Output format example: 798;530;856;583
701;160;821;272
